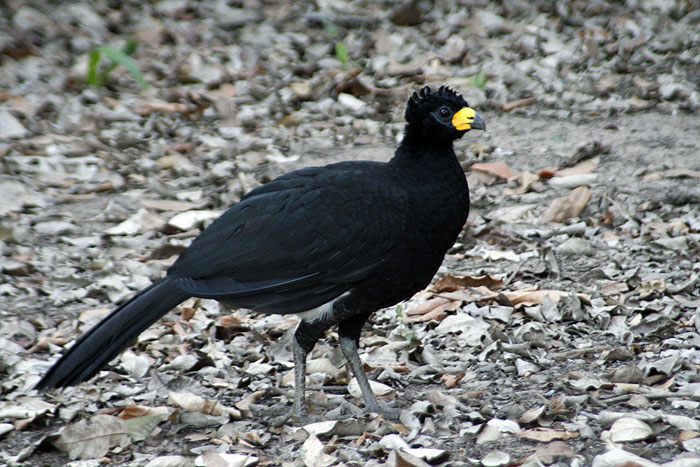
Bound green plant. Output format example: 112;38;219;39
469;70;487;90
86;40;148;89
335;41;350;67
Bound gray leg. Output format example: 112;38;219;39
338;333;380;412
292;338;309;418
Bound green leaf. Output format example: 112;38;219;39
86;49;102;86
87;44;148;89
102;40;140;80
470;70;487;90
335;42;349;66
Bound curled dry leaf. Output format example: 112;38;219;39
118;404;171;420
348;378;394;398
440;372;465;388
471;161;514;180
167;392;241;419
503;171;540;195
433;274;505;292
519;406;546;425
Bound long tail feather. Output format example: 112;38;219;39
36;279;188;389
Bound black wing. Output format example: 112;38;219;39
167;162;410;313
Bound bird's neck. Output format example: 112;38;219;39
392;129;458;169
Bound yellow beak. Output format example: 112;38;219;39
452;107;486;131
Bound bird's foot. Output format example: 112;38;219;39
362;400;402;420
270;402;321;427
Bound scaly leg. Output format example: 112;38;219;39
292;338;309;418
337;312;382;413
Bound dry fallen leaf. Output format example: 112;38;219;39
51;414;131;460
348;378;394;398
167;392;241;419
534;441;576;463
503;171;540;195
440;372;465;389
501;288;590;307
607;417;654;442
519;428;579;442
405;297;460;322
471;161;514;180
433;274;505;292
518;405;546;424
118;404;171;420
540;186;592;223
302;433;336;467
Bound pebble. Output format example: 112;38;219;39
337;93;366;113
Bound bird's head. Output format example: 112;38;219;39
404;86;485;141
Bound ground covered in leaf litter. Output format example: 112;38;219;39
1;0;699;466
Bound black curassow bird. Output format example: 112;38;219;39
37;86;484;420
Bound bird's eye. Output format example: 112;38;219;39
438;107;451;118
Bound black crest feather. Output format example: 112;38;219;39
405;85;467;124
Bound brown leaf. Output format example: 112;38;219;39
441;372;465;389
407;297;450;316
519;405;546;424
433;274;505;292
503;171;540;195
14;416;35;431
436;286;501;304
501;287;589;307
679;431;699;442
167;391;242;419
470;161;514;180
219;315;242;328
405;308;449;323
405;297;460;322
117;404;170;420
135;101;196;116
538;168;558;179
540;186;592;223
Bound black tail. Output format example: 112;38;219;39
36;279;188;389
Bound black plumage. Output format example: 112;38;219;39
36;86;485;419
